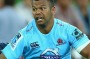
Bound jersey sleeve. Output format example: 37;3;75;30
67;24;90;53
1;31;25;59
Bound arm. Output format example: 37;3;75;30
80;43;90;59
1;32;25;59
67;23;90;59
0;53;6;59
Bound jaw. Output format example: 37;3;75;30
36;19;46;29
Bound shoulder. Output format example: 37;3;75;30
19;20;35;36
10;20;35;46
55;18;71;28
55;18;77;33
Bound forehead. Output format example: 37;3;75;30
32;0;49;7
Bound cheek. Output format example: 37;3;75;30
45;12;52;20
32;11;35;14
44;9;51;15
32;12;36;17
44;12;50;19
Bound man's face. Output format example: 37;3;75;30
32;0;55;26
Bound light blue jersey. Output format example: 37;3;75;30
2;18;90;59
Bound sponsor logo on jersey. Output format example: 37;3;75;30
30;42;40;48
56;22;64;26
10;33;22;50
72;29;84;40
26;26;33;32
56;39;66;46
40;48;60;59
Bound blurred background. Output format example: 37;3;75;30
0;0;90;59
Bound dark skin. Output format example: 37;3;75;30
0;0;90;59
80;43;90;59
32;0;55;34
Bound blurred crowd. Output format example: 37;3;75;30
0;0;90;59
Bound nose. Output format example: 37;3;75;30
35;9;42;15
35;9;42;17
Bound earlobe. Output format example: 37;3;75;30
52;6;56;15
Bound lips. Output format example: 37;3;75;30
35;17;44;22
38;19;43;21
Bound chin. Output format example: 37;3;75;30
37;22;44;25
38;23;46;28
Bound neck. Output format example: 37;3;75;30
37;18;54;34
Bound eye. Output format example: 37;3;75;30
40;7;46;10
33;8;37;11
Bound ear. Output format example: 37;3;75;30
51;6;56;15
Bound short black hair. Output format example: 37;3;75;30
32;0;55;8
47;0;55;7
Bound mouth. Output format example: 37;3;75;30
35;17;45;25
36;17;43;20
37;18;42;21
35;17;44;23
